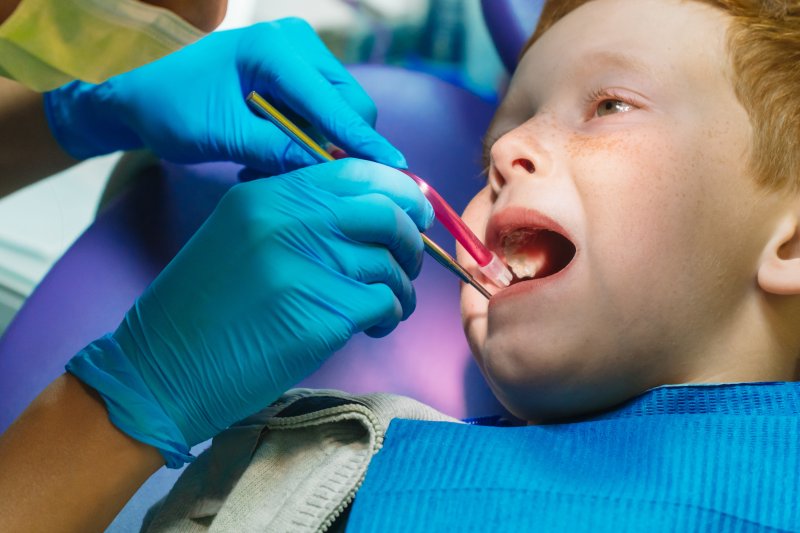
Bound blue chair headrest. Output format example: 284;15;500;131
481;0;545;73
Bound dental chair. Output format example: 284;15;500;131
0;2;541;530
481;0;543;73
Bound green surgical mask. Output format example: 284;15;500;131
0;0;206;92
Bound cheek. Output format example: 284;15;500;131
458;186;494;356
570;126;754;327
573;130;706;270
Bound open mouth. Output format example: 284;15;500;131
501;228;576;283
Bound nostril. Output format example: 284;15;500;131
513;158;535;173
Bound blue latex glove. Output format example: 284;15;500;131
44;19;406;173
67;159;433;466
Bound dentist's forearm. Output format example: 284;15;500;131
0;77;79;197
0;373;163;532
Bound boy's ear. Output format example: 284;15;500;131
758;213;800;296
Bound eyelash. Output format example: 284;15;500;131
584;87;640;118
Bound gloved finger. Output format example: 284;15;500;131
235;112;320;175
335;243;416;320
238;167;262;182
359;283;404;338
275;18;378;126
335;194;425;280
284;159;435;232
364;321;401;339
256;50;406;168
311;271;403;339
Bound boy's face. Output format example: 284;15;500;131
459;0;789;421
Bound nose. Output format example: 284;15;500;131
488;124;549;194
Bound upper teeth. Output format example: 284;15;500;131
502;229;542;280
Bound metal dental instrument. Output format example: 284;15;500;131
419;234;492;299
246;92;511;289
246;90;492;300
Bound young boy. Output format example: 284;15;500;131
144;0;800;530
459;0;800;424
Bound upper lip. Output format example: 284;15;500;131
485;206;576;258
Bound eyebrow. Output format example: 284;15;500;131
567;49;660;82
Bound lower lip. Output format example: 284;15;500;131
488;258;576;305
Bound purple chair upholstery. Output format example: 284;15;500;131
0;65;500;530
481;0;544;73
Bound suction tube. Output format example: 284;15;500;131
401;170;512;287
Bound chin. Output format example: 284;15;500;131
489;375;635;423
479;338;644;423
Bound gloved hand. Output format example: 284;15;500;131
67;159;433;466
44;19;406;174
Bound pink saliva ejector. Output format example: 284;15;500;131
400;170;512;288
